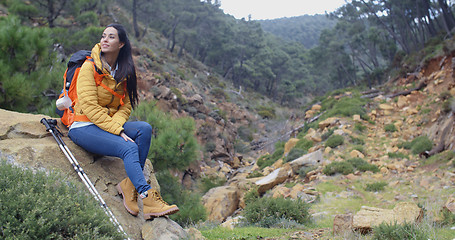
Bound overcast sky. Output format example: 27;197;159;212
219;0;347;20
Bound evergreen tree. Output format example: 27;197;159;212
0;15;62;113
132;102;199;171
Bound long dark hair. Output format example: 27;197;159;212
106;23;138;108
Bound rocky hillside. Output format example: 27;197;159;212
1;38;455;240
197;51;455;237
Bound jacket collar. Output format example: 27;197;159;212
91;43;104;71
91;43;125;87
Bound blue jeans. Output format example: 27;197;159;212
68;121;152;194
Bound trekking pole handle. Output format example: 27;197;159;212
40;118;52;131
41;118;58;132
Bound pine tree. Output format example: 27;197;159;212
132;102;199;171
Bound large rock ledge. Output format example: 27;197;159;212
0;108;202;240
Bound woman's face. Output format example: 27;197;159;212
100;27;124;54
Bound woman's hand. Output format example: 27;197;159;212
120;131;134;142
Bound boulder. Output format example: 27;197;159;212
352;202;423;233
155;85;172;100
284;138;300;155
444;196;455;213
255;164;292;194
0;109;180;240
202;186;239;222
397;96;408;108
318;117;339;130
188;94;203;104
185;228;206;240
141;217;188;240
288;149;325;174
311;104;322;111
220;216;244;230
333;213;353;235
305;109;315;119
349;149;364;158
353;114;361;122
379;103;394;110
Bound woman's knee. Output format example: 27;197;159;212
133;121;152;136
138;121;152;133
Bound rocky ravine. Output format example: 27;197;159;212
198;54;455;238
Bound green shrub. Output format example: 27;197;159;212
257;110;275;119
325;134;344;148
351;145;365;154
171;87;188;104
365;181;388;192
294;138;314;152
257;142;285;169
298;166;317;178
156;170;207;226
398;141;413;150
410;136;433;155
440;208;455;226
324;94;368;118
398;135;433;155
256;154;275;169
321;128;335;141
210;88;229;101
361;113;371;122
420;108;431;114
384;124;397;132
323;161;354;175
198;175;226;194
243;187;260;205
132;101;199;171
205;142;216;152
175;68;187;80
388;152;408;159
256;105;276;119
372;222;429;240
0;161;124;239
284;148;307;162
243;197;311;228
247;170;264;178
350;136;365;145
354;122;367;132
347;158;379;173
298;121;318;137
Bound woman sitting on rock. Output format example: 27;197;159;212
68;23;179;219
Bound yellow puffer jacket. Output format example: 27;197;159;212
74;43;131;135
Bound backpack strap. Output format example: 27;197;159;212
87;57;126;106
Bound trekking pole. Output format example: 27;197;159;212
40;118;130;240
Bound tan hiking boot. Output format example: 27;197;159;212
116;177;139;216
141;189;179;219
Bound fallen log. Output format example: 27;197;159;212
386;78;427;98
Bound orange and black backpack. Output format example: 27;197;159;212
56;50;126;127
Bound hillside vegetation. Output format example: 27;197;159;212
259;14;337;48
